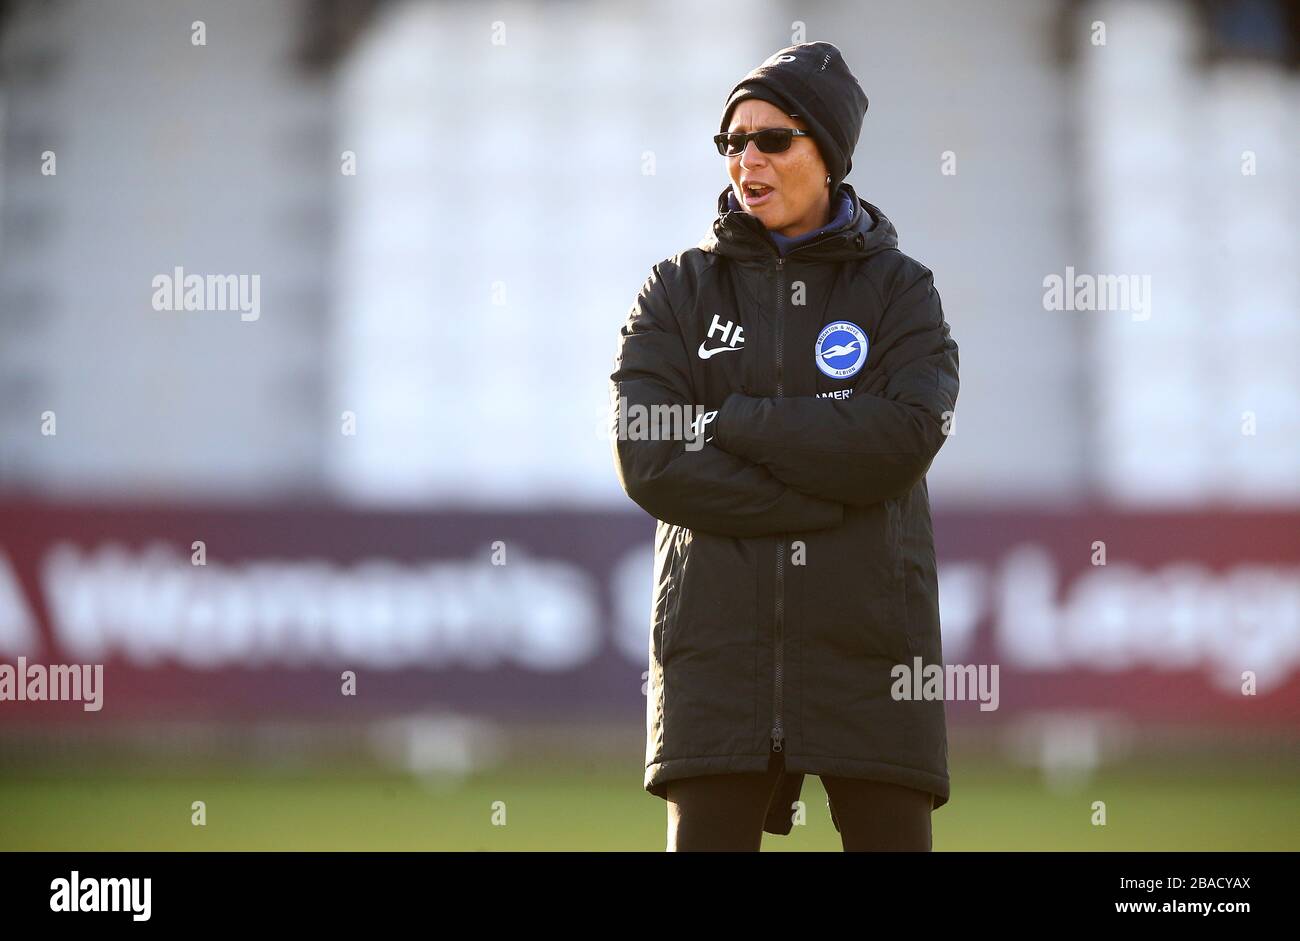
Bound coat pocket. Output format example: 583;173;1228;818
659;526;689;664
885;497;904;579
884;496;914;658
838;500;910;663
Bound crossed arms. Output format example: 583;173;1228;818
609;260;959;538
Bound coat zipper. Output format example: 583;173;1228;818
755;220;864;751
772;255;786;753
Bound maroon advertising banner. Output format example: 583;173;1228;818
0;500;1296;725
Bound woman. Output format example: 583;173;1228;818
610;41;960;851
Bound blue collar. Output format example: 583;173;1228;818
725;188;860;256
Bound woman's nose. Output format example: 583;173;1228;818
739;140;767;167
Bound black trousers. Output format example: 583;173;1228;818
666;749;933;851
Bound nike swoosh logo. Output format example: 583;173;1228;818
698;342;742;360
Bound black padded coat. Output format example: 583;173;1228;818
610;181;960;835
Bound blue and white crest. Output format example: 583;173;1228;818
814;321;868;379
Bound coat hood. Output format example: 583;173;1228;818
698;180;898;263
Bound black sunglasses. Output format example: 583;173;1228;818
713;127;811;156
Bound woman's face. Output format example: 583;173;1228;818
726;98;831;239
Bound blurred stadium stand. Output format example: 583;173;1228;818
0;0;1296;506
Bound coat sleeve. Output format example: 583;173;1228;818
710;261;959;508
610;263;845;537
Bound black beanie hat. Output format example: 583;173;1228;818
719;41;869;195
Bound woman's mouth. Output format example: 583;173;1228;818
741;181;775;207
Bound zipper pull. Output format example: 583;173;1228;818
771;727;784;752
